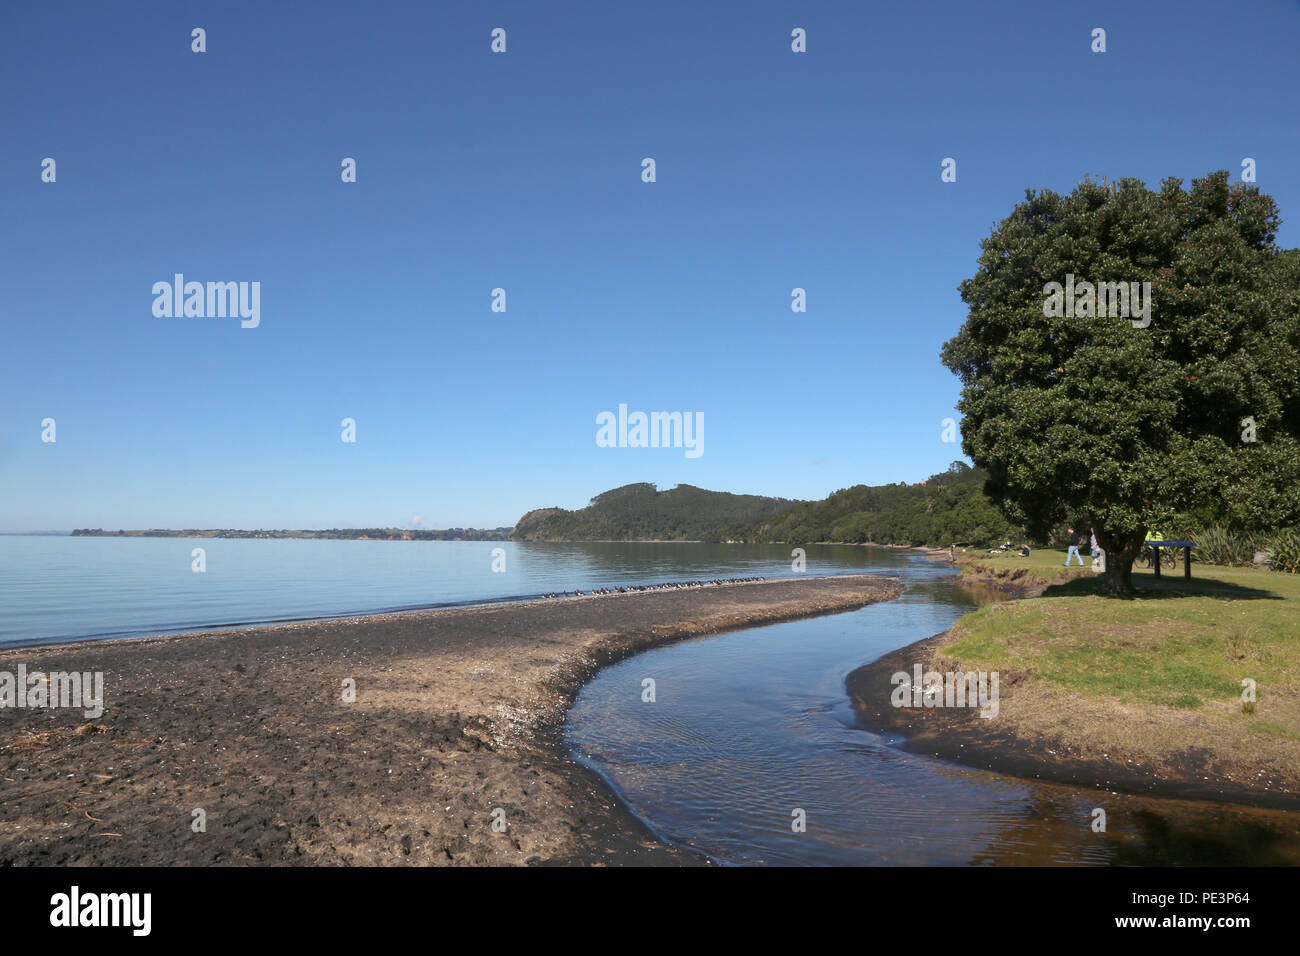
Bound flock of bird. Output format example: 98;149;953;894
540;576;766;599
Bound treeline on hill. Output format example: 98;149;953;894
510;483;802;541
510;465;1021;547
718;462;1019;547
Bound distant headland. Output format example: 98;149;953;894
65;462;1013;548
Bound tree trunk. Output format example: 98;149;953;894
1097;530;1144;597
1102;550;1135;596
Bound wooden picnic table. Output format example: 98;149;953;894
1147;539;1196;579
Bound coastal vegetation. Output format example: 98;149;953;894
879;169;1300;803
941;172;1300;595
509;466;1020;547
511;482;801;541
73;469;1021;548
716;461;1017;547
1182;525;1300;573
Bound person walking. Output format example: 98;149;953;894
1089;527;1101;565
1065;527;1084;566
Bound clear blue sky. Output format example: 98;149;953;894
3;0;1298;531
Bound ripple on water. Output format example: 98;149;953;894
568;559;1300;866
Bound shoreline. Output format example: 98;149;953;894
0;574;902;865
845;567;1300;812
1;571;888;655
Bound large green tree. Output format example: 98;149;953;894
941;172;1300;595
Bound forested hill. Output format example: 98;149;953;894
718;462;1018;546
511;465;1019;546
510;483;801;541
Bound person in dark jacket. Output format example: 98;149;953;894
1065;527;1083;566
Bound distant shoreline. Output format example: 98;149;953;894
58;532;954;553
58;535;956;548
68;528;513;541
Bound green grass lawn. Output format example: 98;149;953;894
956;545;1108;582
947;550;1300;737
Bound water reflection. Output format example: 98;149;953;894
0;538;901;647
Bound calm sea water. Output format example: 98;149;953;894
0;536;885;648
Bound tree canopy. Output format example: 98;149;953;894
941;172;1300;594
717;461;1017;547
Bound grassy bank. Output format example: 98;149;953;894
934;549;1300;801
951;546;1107;587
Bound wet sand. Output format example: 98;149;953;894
0;574;901;865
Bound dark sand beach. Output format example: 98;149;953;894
0;574;901;866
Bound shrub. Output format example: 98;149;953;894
1268;530;1300;574
1190;526;1261;567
